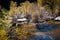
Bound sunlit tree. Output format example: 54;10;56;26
37;0;43;7
9;1;17;16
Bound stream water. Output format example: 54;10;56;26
36;23;58;32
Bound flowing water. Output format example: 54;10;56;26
36;23;58;32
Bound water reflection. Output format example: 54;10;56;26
30;35;55;40
36;23;58;32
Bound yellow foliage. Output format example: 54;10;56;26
0;30;6;35
10;1;17;8
0;30;9;40
15;27;29;36
15;24;35;39
9;1;39;16
37;0;43;7
14;25;33;40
